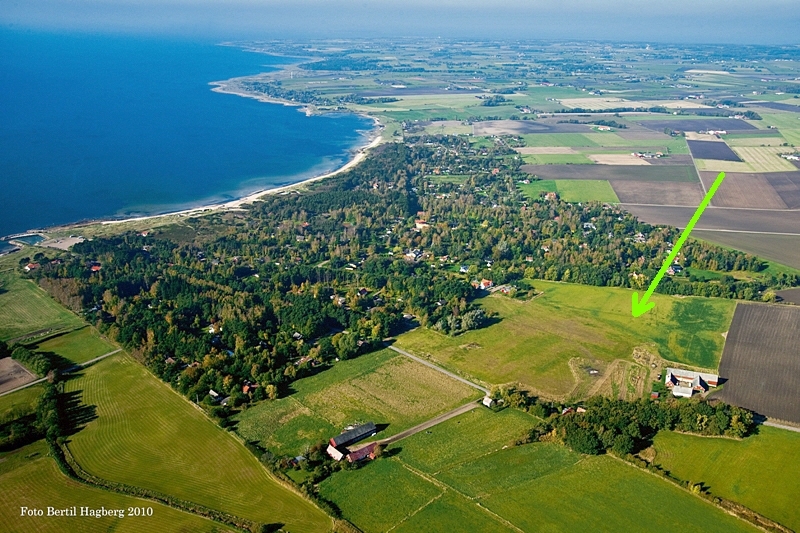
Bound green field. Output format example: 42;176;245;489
521;153;593;165
653;426;800;530
396;281;735;397
64;354;331;533
518;179;619;203
321;408;756;533
0;384;43;422
0;271;83;341
27;327;117;364
235;349;481;456
520;133;599;147
0;441;229;533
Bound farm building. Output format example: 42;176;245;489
326;444;345;462
482;396;496;408
346;443;377;463
664;368;719;398
330;422;377;448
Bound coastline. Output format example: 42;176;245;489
99;131;383;227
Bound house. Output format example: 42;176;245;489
346;442;377;463
330;422;377;448
292;332;303;340
24;263;38;272
459;265;469;273
208;390;220;402
471;279;494;290
242;383;259;394
482;396;496;408
326;444;345;461
664;368;719;398
415;219;430;230
90;264;102;272
544;192;558;201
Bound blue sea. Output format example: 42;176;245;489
0;30;373;237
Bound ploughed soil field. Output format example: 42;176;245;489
621;205;800;234
700;171;790;209
637;118;757;132
776;288;800;304
715;304;800;424
472;120;589;135
688;140;742;161
521;164;698;181
609;181;704;206
0;358;37;394
693;230;800;271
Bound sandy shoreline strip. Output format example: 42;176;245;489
100;132;383;226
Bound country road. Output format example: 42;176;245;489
0;348;122;397
386;344;490;395
378;400;480;445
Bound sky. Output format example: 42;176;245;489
1;0;798;45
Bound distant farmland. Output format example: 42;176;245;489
716;304;800;424
521;164;699;182
637;118;756;132
687;140;741;161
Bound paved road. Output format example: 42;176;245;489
386;344;490;395
0;348;122;397
378;401;480;445
763;420;800;434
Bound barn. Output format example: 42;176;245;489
329;422;377;448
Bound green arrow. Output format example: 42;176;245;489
632;171;726;318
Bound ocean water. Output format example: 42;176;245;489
0;30;373;237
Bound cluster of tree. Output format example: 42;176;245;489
495;385;756;456
28;137;797;413
10;345;56;377
481;95;508;106
560;106;668;114
0;381;60;451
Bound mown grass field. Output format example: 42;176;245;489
0;441;230;533
652;426;800;531
520;133;599;147
64;354;331;533
395;281;734;397
321;408;756;533
27;327;117;364
0;384;43;422
518;179;620;203
521;153;593;165
235;349;481;456
0;270;83;341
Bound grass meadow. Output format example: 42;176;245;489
521;153;593;165
0;384;43;422
321;408;756;533
64;354;331;533
235;349;481;456
395;281;735;397
653;426;800;530
0;441;230;533
0;270;83;341
26;327;116;364
518;179;620;203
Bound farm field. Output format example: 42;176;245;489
64;354;332;533
732;146;800;172
621;204;800;234
702;172;788;209
760;113;800;145
235;348;481;456
687;140;741;161
519;133;599;147
610;180;704;206
636;118;757;132
521;164;699;182
652;426;800;531
518;179;619;203
395;282;735;398
724;136;788;147
715;303;800;424
0;357;37;394
520;153;593;165
321;408;756;533
0;270;84;342
694;230;800;271
0;441;230;533
26;326;117;365
0;383;42;420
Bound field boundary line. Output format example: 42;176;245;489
385;344;490;394
398;460;526;533
620;203;800;212
379;401;480;445
0;376;47;397
685;228;800;236
384;491;445;533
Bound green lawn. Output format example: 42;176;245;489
0;384;43;423
235;349;481;456
554;179;620;202
26;327;117;364
395;281;735;397
64;354;331;533
653;426;800;531
521;153;594;165
0;441;230;533
393;492;513;533
518;179;619;203
0;271;83;342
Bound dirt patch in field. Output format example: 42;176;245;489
685;132;725;142
647;155;694;166
715;304;800;424
700;172;788;209
588;154;651;165
610;180;705;206
0;358;37;394
522;164;699;182
516;147;578;155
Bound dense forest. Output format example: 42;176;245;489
22;137;799;411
